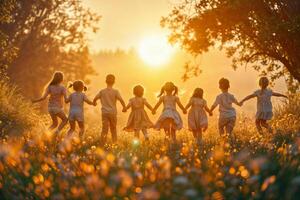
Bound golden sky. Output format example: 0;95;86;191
83;0;177;51
82;0;287;124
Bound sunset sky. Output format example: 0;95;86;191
83;0;177;51
81;0;287;122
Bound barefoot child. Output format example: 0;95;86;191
66;80;94;137
153;82;186;142
123;85;153;140
210;78;241;140
185;88;212;143
33;71;68;134
93;74;126;144
240;77;288;134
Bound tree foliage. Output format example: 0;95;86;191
162;0;300;92
0;0;100;97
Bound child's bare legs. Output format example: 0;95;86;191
67;120;76;135
78;121;85;138
170;128;176;142
49;114;59;130
142;129;149;140
55;112;68;133
163;119;176;142
260;120;273;134
255;119;263;134
134;130;140;139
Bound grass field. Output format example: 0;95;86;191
0;83;300;199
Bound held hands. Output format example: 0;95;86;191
122;107;127;113
209;111;213;116
182;109;187;114
152;109;156;115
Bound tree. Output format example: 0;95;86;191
162;0;300;91
0;0;100;97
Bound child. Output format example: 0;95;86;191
152;82;186;142
185;88;212;143
210;78;241;139
123;85;153;140
93;74;126;144
33;71;68;134
240;77;288;134
66;80;94;137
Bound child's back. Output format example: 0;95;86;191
47;85;66;109
214;92;237;118
161;95;178;110
69;92;87;110
253;89;273;114
98;87;122;114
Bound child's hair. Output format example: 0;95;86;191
219;78;230;90
48;71;64;86
157;82;178;97
69;80;87;92
133;85;144;97
192;88;204;99
259;76;269;89
106;74;115;85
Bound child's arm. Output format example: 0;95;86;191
116;91;126;109
185;100;192;111
84;95;95;106
93;92;100;106
152;98;163;114
65;95;70;103
176;97;187;114
123;101;131;112
272;92;288;98
210;97;219;113
204;105;213;116
144;99;154;112
240;94;256;105
32;88;49;103
232;97;242;107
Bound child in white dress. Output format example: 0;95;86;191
66;80;94;137
185;88;212;142
210;78;241;139
33;71;68;134
123;85;153;140
240;77;287;134
153;82;186;142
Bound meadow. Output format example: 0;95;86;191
0;81;300;200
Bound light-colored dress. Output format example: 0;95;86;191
188;98;208;131
47;85;67;115
68;92;88;122
155;95;183;130
253;89;273;120
124;97;153;131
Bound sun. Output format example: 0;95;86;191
138;35;174;67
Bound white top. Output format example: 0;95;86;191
189;97;207;109
160;95;178;110
253;89;273;113
47;85;67;108
212;92;238;118
68;92;88;111
95;88;123;114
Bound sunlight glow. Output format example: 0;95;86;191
138;35;174;67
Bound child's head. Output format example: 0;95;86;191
219;78;230;91
49;71;64;86
259;77;269;89
106;74;115;86
158;82;178;97
192;88;204;99
69;80;87;92
133;85;144;97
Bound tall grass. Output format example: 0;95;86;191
0;80;41;137
0;89;299;199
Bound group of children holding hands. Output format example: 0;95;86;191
33;72;288;144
